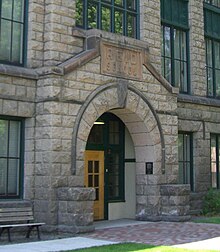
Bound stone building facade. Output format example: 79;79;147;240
0;0;219;233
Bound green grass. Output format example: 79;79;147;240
65;243;218;252
192;216;220;224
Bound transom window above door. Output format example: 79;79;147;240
76;0;140;39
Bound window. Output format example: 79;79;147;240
204;3;220;98
178;133;193;190
205;0;220;8
161;0;189;93
0;0;27;65
206;38;220;97
0;117;24;199
210;134;220;188
76;0;139;39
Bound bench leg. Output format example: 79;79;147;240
0;227;12;242
26;226;41;240
26;226;33;238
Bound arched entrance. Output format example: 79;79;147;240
84;112;136;220
71;81;165;221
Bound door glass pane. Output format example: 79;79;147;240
94;175;99;187
94;161;99;173
108;152;120;198
95;188;99;200
88;161;93;173
109;121;119;144
87;124;104;145
88;175;93;187
0;120;8;157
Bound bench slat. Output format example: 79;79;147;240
0;211;33;217
0;216;34;222
0;223;45;228
0;207;32;213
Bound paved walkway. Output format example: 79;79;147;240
0;219;220;251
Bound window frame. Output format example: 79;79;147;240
76;0;140;39
161;24;190;93
161;0;190;93
205;37;220;98
178;132;194;191
0;0;28;66
0;116;25;199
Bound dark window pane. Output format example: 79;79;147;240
12;23;23;64
88;2;98;29
127;0;136;10
88;161;93;173
94;175;99;187
0;159;7;195
115;0;123;6
87;124;104;145
215;69;220;97
88;175;93;187
102;7;111;32
9;121;20;157
8;159;19;195
1;0;13;19
0;19;12;62
0;120;8;157
94;161;99;173
13;0;24;22
127;14;136;38
115;11;123;34
95;188;99;200
76;0;83;26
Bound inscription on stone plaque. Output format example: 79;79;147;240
101;43;143;81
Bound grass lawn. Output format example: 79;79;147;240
65;243;218;252
192;216;220;224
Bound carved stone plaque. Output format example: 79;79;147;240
101;42;143;81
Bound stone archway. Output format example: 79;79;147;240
71;80;165;177
70;80;166;220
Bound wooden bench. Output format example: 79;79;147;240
0;206;45;242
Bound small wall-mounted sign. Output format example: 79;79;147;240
146;162;153;175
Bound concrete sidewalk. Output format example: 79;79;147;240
0;237;117;252
1;235;220;252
